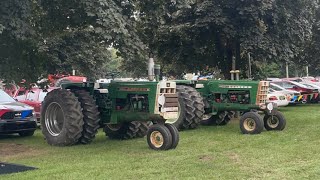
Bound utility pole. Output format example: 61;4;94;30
248;52;252;79
286;62;289;78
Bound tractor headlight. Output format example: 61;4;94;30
267;103;274;111
158;94;165;106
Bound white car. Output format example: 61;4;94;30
267;89;290;107
269;83;301;104
293;77;320;87
301;83;320;93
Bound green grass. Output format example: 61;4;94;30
1;104;320;179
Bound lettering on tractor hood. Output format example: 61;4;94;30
219;85;252;89
118;87;150;92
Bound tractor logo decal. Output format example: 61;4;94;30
118;87;150;92
219;85;252;89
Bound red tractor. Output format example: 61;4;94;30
47;74;87;87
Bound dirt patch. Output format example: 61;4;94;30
0;143;46;161
199;155;214;162
227;152;241;163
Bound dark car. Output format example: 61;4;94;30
0;89;36;136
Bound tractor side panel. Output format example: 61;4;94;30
107;82;159;124
195;80;262;113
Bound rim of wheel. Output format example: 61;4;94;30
106;124;122;131
267;116;279;128
150;131;164;148
202;114;212;121
243;118;256;131
45;102;65;136
165;103;181;124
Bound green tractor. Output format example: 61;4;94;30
173;80;286;134
40;80;180;150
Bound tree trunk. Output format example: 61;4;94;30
223;41;233;79
235;40;241;71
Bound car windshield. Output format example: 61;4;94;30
0;90;16;103
289;81;308;88
270;83;284;91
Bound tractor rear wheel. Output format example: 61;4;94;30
73;90;100;144
171;85;204;130
147;124;172;150
200;111;234;126
239;112;264;134
263;110;286;131
135;121;152;138
41;89;84;146
104;122;140;140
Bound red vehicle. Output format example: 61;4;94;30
48;74;86;87
14;87;56;123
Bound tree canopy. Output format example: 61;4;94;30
0;0;146;83
135;0;319;78
0;0;320;82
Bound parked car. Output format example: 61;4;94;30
0;89;36;136
14;87;56;124
269;83;301;104
267;88;290;107
272;80;317;94
301;77;320;86
301;83;320;103
272;80;318;103
283;77;320;87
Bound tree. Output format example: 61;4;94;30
0;0;148;83
135;0;318;79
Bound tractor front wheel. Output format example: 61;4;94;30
239;112;264;134
263;111;286;131
164;123;179;149
147;124;173;150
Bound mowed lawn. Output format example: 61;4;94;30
1;104;320;180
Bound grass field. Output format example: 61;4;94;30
1;104;320;179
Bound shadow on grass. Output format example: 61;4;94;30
0;134;23;140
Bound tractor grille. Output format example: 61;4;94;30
160;87;175;94
256;81;269;105
163;94;178;108
158;86;179;113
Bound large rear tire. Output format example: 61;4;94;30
41;89;84;146
73;90;100;144
201;111;235;126
171;85;204;130
135;121;152;138
104;121;140;140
